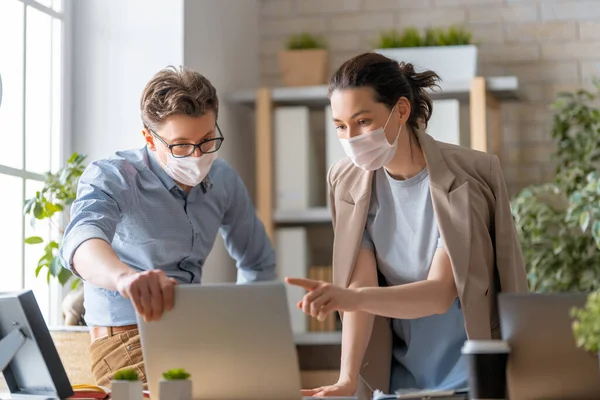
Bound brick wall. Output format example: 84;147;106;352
259;0;600;194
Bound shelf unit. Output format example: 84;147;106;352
227;76;521;236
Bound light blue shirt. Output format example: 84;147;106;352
362;167;468;392
59;146;276;327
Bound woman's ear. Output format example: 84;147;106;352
396;97;411;125
142;128;156;151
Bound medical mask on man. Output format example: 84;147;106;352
339;106;402;171
156;146;217;187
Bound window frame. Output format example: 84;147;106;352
1;0;73;326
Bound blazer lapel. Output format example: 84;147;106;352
417;129;472;300
333;169;373;289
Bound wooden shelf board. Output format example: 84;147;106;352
227;76;520;106
294;331;342;345
274;207;332;225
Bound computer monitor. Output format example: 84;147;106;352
0;289;73;399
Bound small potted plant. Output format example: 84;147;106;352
277;32;328;87
374;26;476;82
111;368;143;400
571;291;600;366
159;368;192;400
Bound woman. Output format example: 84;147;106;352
286;52;528;398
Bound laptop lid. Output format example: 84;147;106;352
498;292;600;400
137;282;303;400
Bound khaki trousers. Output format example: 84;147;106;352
89;328;148;390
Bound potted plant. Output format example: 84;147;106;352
22;152;87;325
571;291;600;365
510;78;600;292
278;32;328;87
374;26;476;82
111;368;143;400
159;368;192;400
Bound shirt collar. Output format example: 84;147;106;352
145;145;178;190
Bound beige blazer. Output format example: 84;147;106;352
328;128;529;396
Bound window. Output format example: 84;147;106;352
0;0;68;324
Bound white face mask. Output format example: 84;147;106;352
339;107;402;171
157;150;217;187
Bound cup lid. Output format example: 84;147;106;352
461;340;510;354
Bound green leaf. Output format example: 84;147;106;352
44;241;59;252
25;236;44;245
593;220;600;249
71;278;82;291
23;198;36;214
49;256;63;277
35;264;45;278
580;211;591;232
57;267;72;286
33;203;44;219
37;256;51;267
44;202;62;217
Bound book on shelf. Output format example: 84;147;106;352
307;265;338;332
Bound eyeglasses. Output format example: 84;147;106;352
149;124;224;158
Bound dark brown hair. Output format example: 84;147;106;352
328;52;440;132
140;65;219;130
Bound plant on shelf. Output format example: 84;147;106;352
23;152;87;289
510;79;600;293
374;25;476;82
278;32;329;87
285;32;326;50
571;291;600;354
375;26;473;49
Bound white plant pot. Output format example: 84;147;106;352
159;379;192;400
111;380;143;400
375;45;478;82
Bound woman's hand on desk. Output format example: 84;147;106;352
300;379;357;397
285;277;360;321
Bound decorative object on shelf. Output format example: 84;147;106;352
278;33;328;87
510;78;600;293
22;152;87;325
571;291;600;364
159;368;192;400
374;26;476;82
111;368;143;400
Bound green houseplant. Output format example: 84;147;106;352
278;32;328;87
511;79;600;292
112;368;142;400
571;291;600;354
23;152;86;288
160;368;192;400
374;26;476;82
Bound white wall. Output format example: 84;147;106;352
71;0;261;283
71;0;184;161
184;0;260;283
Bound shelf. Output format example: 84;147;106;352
274;207;332;225
294;331;342;346
226;76;520;107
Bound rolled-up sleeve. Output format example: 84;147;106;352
59;161;127;274
219;168;276;283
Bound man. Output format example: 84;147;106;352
59;66;276;388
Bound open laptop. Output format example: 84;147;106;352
498;293;600;400
137;282;356;400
